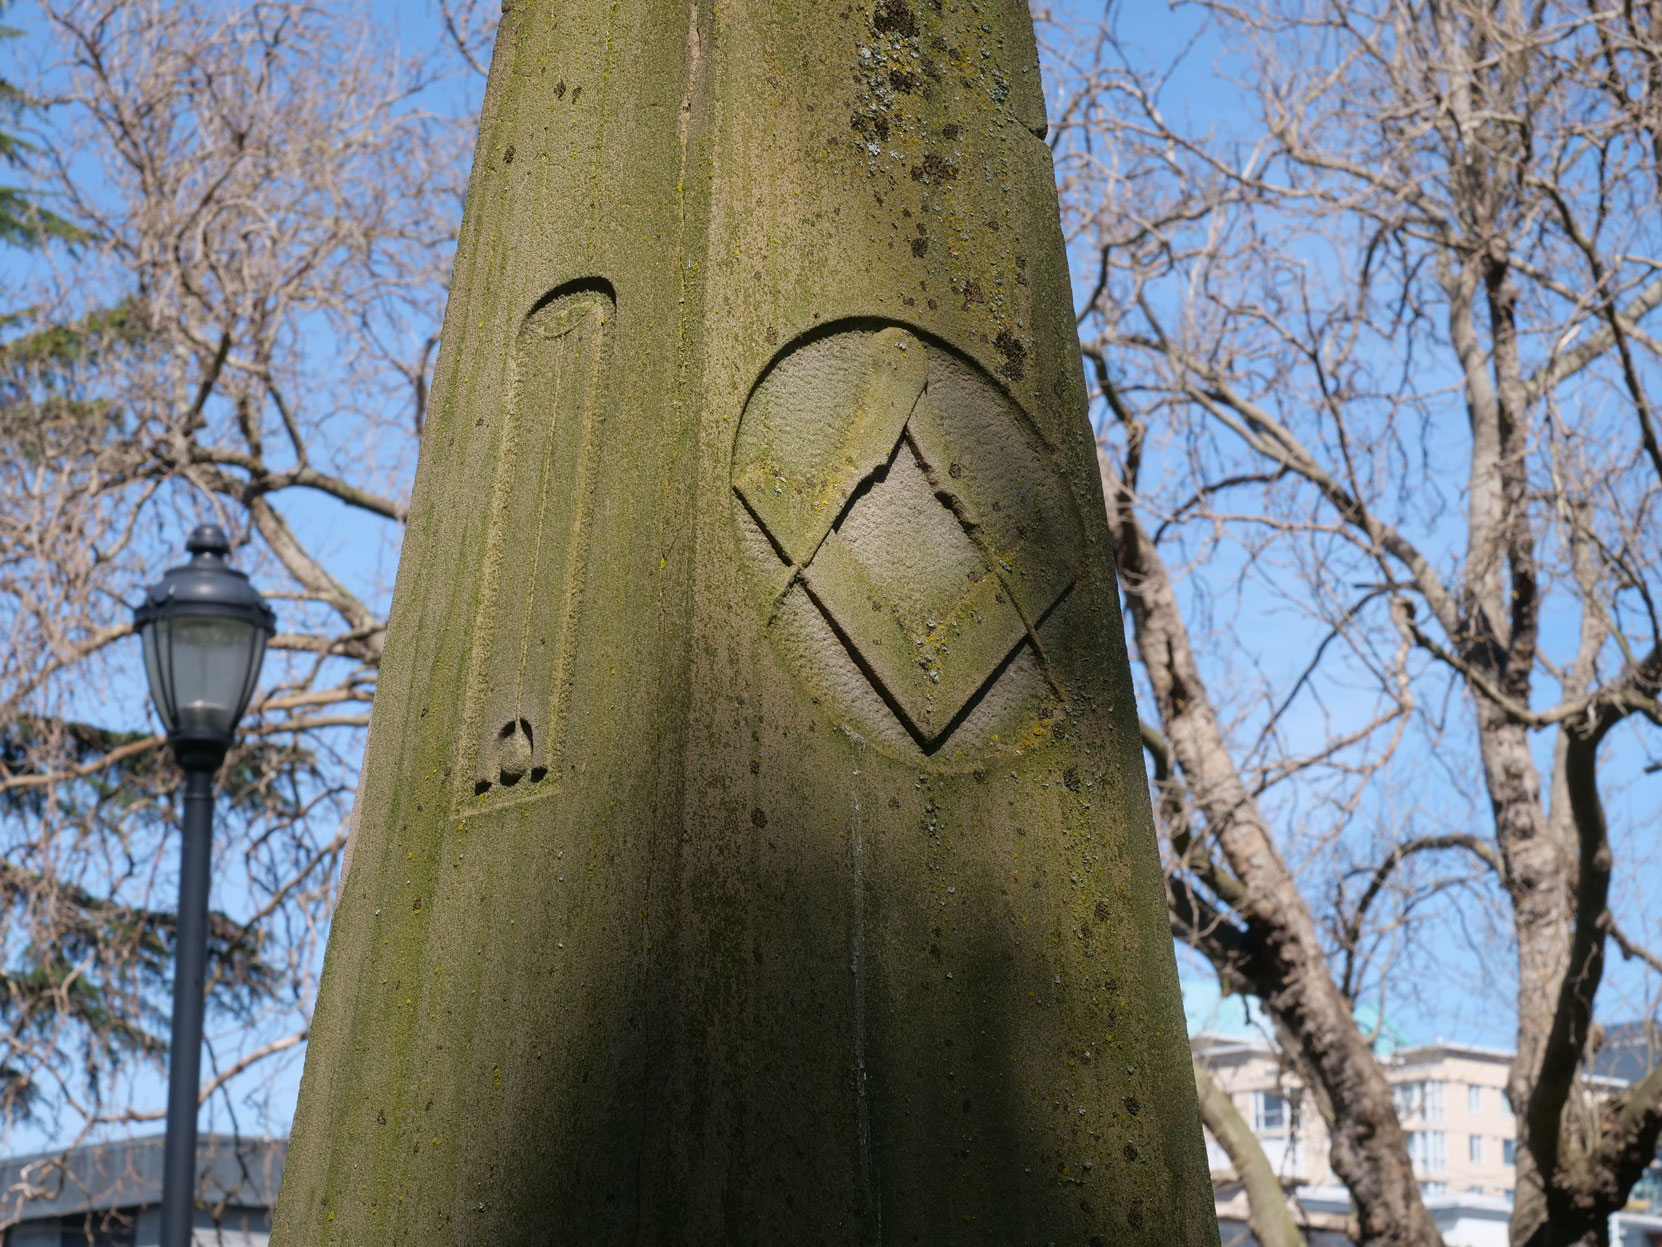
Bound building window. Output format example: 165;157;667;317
1260;1134;1307;1177
58;1213;137;1247
1392;1082;1413;1117
1503;1138;1516;1166
1254;1090;1287;1133
1469;1084;1483;1115
1631;1157;1662;1208
1407;1130;1447;1175
1419;1181;1447;1197
1500;1090;1514;1119
1469;1134;1484;1165
1393;1080;1446;1123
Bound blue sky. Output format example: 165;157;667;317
1044;1;1660;1056
3;0;1656;1156
361;0;1533;1051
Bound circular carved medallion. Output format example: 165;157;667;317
733;322;1085;763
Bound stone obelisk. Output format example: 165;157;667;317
272;3;1218;1243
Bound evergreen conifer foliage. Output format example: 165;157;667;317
0;0;468;1152
0;0;85;249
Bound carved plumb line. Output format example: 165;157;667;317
460;287;613;809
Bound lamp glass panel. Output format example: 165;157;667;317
166;615;259;738
233;627;269;723
140;621;179;733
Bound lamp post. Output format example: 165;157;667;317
134;524;274;1247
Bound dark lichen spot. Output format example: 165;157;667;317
962;279;984;305
1127;1200;1145;1229
941;122;961;141
948;460;963;479
413;896;422;912
504;145;515;165
994;328;1028;380
570;86;583;103
873;0;917;36
1094;900;1111;923
554;80;566;99
889;69;920;92
888;795;901;809
751;807;769;829
1063;766;1080;791
911;236;929;257
1123;1143;1139;1163
1123;1095;1141;1117
766;325;778;345
913;153;957;182
749;759;761;774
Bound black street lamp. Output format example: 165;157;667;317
134;524;274;1247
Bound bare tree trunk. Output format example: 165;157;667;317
1047;1;1662;1243
1101;440;1442;1247
1194;1061;1307;1247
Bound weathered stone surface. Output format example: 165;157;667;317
272;3;1219;1244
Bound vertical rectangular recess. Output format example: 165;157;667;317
461;287;613;809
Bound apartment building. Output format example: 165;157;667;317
1194;1032;1518;1208
1187;984;1662;1246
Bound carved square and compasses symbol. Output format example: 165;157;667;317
734;326;1075;749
